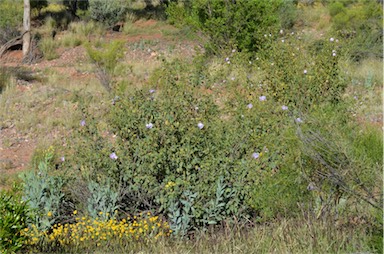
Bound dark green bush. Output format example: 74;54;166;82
0;186;31;253
166;0;296;53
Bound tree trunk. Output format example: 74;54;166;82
22;0;31;58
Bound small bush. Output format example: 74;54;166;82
20;147;66;231
85;40;125;91
89;0;128;26
0;186;32;253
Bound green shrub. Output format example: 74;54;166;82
0;0;23;29
0;0;22;48
89;0;128;26
166;0;297;53
0;186;31;254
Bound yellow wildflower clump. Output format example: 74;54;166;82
21;212;171;248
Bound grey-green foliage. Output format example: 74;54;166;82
200;176;236;226
87;179;119;220
168;177;239;236
168;190;197;237
89;0;127;26
20;153;64;230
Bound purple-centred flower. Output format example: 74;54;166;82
149;89;155;94
259;96;266;101
282;105;288;110
247;103;253;109
109;152;118;160
146;123;153;129
252;152;260;159
197;122;204;129
296;118;303;123
80;120;86;126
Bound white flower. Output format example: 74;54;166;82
280;29;284;34
109;152;118;160
197;122;204;129
252;152;260;159
281;39;285;43
146;123;153;129
232;49;236;53
282;105;288;110
330;37;335;42
296;118;303;123
247;103;253;109
259;96;266;101
303;69;307;74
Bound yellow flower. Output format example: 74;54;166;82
47;211;53;217
73;210;78;215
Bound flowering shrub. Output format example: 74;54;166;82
256;31;347;110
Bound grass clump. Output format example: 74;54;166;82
39;37;59;60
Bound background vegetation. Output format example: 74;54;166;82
0;0;382;253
